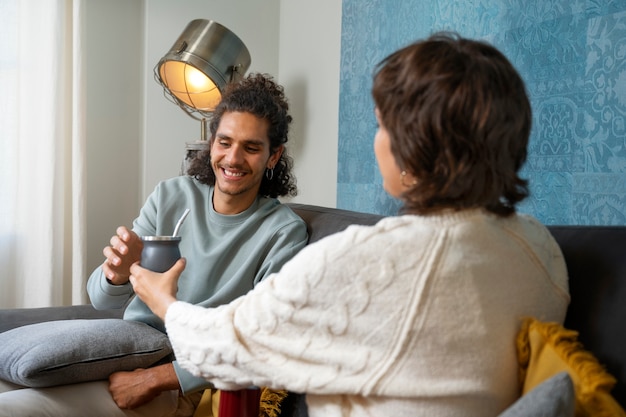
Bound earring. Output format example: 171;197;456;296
265;167;274;180
401;170;417;187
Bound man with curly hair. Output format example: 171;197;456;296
86;73;308;411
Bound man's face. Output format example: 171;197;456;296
210;111;282;214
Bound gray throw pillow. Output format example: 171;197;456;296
0;319;173;388
498;372;575;417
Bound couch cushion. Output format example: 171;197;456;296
517;317;626;417
498;371;574;417
289;204;383;243
0;304;123;333
0;380;181;417
0;319;172;387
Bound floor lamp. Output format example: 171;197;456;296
153;19;251;173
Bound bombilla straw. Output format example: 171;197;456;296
172;208;190;237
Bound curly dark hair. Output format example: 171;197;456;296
187;73;297;198
372;32;531;217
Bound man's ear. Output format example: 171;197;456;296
269;145;284;168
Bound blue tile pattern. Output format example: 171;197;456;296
338;0;626;225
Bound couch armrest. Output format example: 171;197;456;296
0;305;124;333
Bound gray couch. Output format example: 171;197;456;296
1;203;625;412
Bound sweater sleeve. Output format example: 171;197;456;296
172;215;308;394
87;225;307;394
165;226;389;394
86;267;134;310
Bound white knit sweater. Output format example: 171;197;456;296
165;209;569;417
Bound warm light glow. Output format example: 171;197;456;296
159;61;222;111
186;66;211;90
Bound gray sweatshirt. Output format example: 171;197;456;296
87;175;308;393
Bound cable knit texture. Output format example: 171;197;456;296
166;209;570;417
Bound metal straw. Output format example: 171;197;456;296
172;208;190;237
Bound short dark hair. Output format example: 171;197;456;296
372;32;531;216
187;73;297;198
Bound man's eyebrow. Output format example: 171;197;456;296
215;133;231;140
242;138;267;146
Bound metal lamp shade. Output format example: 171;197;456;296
156;19;251;115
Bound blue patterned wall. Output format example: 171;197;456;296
338;0;626;225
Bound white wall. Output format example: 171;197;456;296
84;0;143;274
279;1;342;207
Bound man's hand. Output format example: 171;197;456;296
102;226;143;285
108;363;180;409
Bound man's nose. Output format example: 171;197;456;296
225;146;244;164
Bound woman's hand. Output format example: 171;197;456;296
129;258;186;320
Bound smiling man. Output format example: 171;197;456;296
210;111;278;214
82;73;309;413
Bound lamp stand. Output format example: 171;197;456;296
180;118;210;175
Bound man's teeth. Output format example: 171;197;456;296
224;169;244;177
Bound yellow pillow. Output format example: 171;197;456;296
517;317;626;417
259;388;289;417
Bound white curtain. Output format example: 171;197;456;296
0;0;87;308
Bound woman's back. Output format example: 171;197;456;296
272;209;569;416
